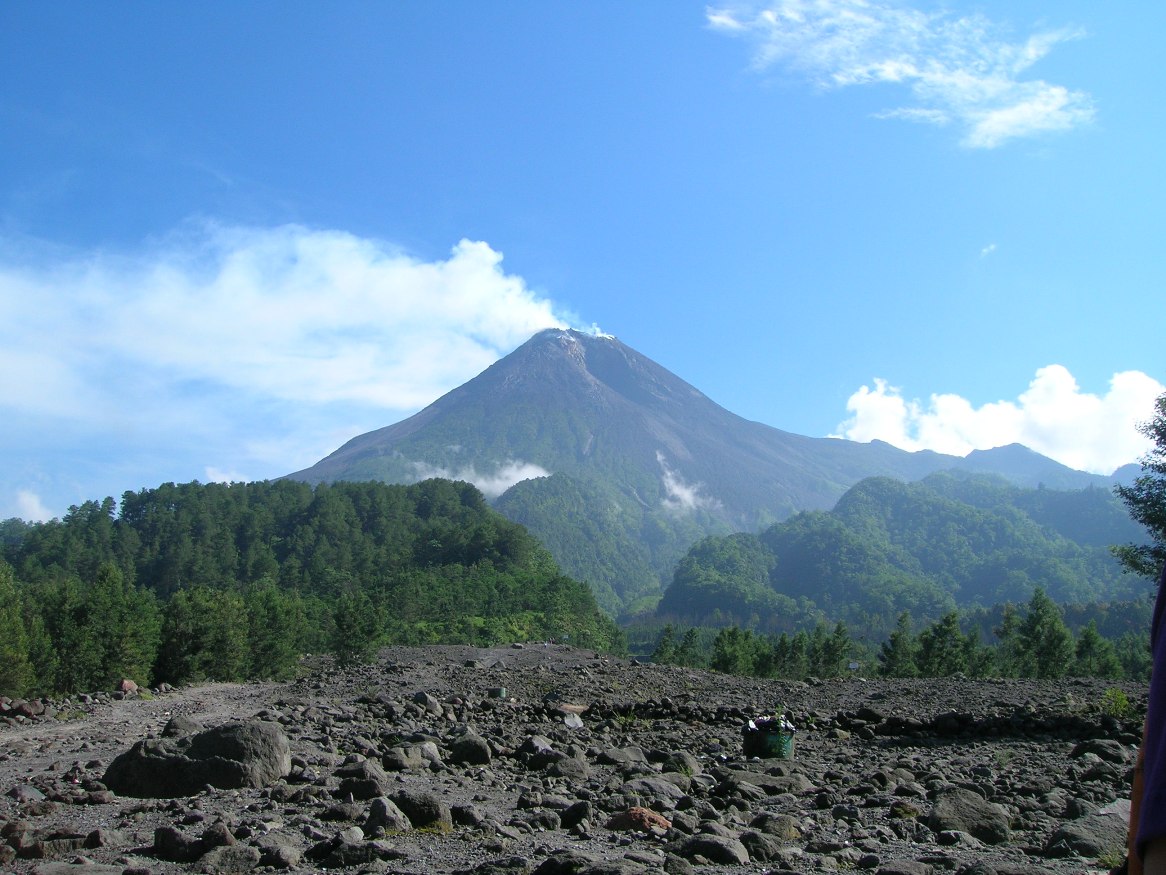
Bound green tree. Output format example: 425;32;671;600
652;624;677;664
87;563;161;688
1115;631;1152;681
0;562;35;696
155;586;248;683
22;610;57;694
1016;588;1075;678
807;622;851;677
915;612;968;677
41;576;104;692
1114;392;1166;577
762;631;809;679
245;582;306;679
710;626;761;675
993;603;1023;677
962;627;994;678
1074;620;1122;678
331;589;382;666
878;611;918;678
674;627;702;667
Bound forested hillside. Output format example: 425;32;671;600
656;473;1148;639
0;478;622;697
494;472;728;615
289;330;1119;615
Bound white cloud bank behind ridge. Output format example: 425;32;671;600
0;223;571;519
708;0;1095;147
835;366;1165;474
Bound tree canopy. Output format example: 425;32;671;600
0;477;623;696
1115;392;1166;577
656;473;1141;639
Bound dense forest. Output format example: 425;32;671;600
645;585;1153;683
654;473;1150;641
495;472;728;615
0;478;623;697
1;445;1160;699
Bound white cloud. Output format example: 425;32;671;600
0;223;574;516
834;366;1166;474
0;224;570;425
979;243;996;258
205;466;249;484
411;460;551;499
657;451;722;513
0;223;569;419
708;0;1094;148
16;489;54;523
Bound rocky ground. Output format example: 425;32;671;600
0;644;1147;875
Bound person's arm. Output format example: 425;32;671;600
1131;732;1146;875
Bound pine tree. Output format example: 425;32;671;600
331;589;382;666
993;604;1023;677
1074;621;1122;678
878;611;919;678
245;582;306;679
674;627;702;667
806;622;850;677
710;626;760;675
1114;392;1166;577
1017;588;1075;678
916;612;968;677
0;563;35;696
651;625;678;664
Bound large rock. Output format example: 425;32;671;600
449;729;492;765
927;787;1010;845
390;788;454;832
335;758;392;800
669;834;750;865
1045;799;1130;858
366;796;413;834
103;720;291;798
620;776;687;808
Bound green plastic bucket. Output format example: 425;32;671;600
743;728;795;759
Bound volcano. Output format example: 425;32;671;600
287;329;1108;612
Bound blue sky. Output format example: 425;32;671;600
1;1;1163;521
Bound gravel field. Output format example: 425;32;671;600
0;644;1147;875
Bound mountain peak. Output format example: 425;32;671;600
285;329;1112;612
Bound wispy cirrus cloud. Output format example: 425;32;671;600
708;0;1095;148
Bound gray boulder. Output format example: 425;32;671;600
255;832;304;869
366;796;413;834
383;744;427;771
1045;799;1129;858
198;843;261;873
449;730;492;765
927;787;1010;845
104;720;291;797
669;834;750;865
391;788;454;832
621;776;687;808
335;758;392;800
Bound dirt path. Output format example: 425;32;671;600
0;681;282;781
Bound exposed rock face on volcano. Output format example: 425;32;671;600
0;645;1143;874
286;329;1113;612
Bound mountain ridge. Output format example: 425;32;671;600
287;328;1120;611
